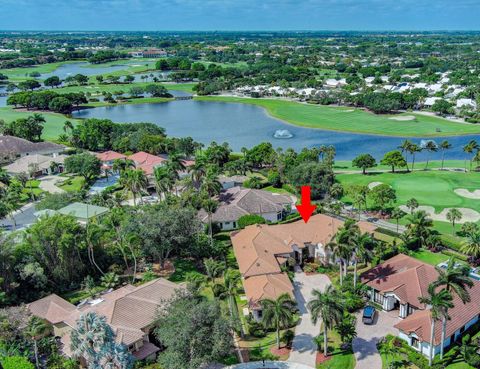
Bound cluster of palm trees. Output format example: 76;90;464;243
421;258;473;365
326;219;375;288
398;139;452;171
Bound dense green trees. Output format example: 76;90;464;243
380;150;407;173
352;153;376;174
64;153;102;183
287;161;334;200
0;113;44;141
7;90;86;113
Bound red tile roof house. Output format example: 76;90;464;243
231;214;376;320
361;254;480;359
28;278;182;362
95;150;127;171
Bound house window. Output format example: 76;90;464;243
374;292;384;305
411;337;420;349
233;222;237;228
277;212;282;220
460;326;465;334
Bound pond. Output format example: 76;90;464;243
72;99;480;160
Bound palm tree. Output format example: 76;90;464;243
63;120;74;135
418;285;454;366
446;208;462;235
202;199;218;240
439;140;452;170
463;140;478;172
188;158;207;186
423;141;438;170
86;222;105;276
406;198;419;213
308;285;344;356
352;232;374;289
119;169;147;206
27;162;39;200
201;171;222;197
406;210;433;248
223;269;241;321
398;140;412;172
260;293;296;349
433;258;473;359
112;158;135;174
408;143;422;171
390;208;406;233
461;231;480;258
166;152;186;173
25;316;49;369
153;166;174;200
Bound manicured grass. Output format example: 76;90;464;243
1;61;80;81
194;96;480;137
23;180;44;197
334;160;468;172
318;330;355;369
61;285;104;304
410;249;450;266
58;176;85;192
0;107;80;141
263;185;295;195
337;170;480;214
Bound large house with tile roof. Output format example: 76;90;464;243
28;278;181;361
231;214;376;320
361;254;480;359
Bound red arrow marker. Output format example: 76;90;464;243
295;186;317;223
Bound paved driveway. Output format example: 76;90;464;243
39;175;66;194
352;309;399;369
228;361;315;369
288;269;331;368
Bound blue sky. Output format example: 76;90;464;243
2;0;479;31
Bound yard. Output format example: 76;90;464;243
58;175;85;192
194;96;480;137
318;330;355;369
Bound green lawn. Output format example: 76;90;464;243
168;258;198;283
194;96;480;137
0;107;80;141
58;176;85;192
410;249;450;265
337;170;480;214
1;61;80;81
334;160;468;172
317;330;355;369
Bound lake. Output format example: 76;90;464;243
72;99;480;160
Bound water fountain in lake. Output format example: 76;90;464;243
273;129;294;139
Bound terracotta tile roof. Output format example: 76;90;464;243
243;273;294;308
29;278;181;347
395;278;480;345
96;151;127;162
361;254;438;308
28;294;76;324
199;186;295;223
231;214;377;305
128;151;167;175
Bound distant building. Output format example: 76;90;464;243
128;48;168;58
0;135;65;164
57;202;109;224
3;154;67;177
456;98;477;110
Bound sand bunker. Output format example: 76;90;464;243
388;115;416;121
368;181;384;189
399;205;480;223
454;189;480;199
340;109;355;113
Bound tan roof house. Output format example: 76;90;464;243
3;154;67;176
199;186;296;230
28;278;181;361
361;254;480;360
231;214;376;320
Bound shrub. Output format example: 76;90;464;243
1;356;35;369
267;170;282;188
304;262;320;273
282;329;295;347
238;214;266;228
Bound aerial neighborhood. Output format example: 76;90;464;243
1;12;480;369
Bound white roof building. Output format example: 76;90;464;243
456;98;477;109
424;97;442;107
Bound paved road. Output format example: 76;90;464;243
0;203;37;231
352;310;399;369
288;268;331;367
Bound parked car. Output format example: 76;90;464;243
362;305;376;324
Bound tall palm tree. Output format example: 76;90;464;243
408;143;422;171
398;140;412;172
260;293;296;349
223;269;241;322
112;158;135;174
390;208;406;233
202;199;218;240
201;172;222;197
153;166;174;200
418;285;454;366
308;285;344;356
166;152;186;173
446;208;462;235
406;210;433;248
188;157;207;186
86;222;106;276
439;140;452;170
63;120;74;135
433;258;473;359
352;232;374;289
463;140;479;172
119;169;147;206
25;316;49;369
423;141;438;170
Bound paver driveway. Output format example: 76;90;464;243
352;309;399;369
288;269;331;367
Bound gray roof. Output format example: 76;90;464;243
3;154;67;174
200;186;294;223
0;135;65;156
58;202;109;220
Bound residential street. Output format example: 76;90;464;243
0;202;37;231
288;268;331;368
